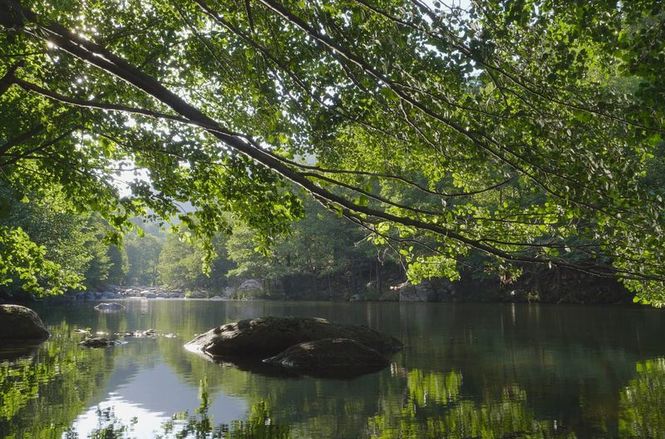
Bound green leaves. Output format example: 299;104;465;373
0;0;664;302
0;225;84;296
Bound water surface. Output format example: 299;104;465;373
1;300;664;438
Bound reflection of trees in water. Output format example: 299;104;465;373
6;303;665;438
164;379;289;439
160;328;665;438
0;321;118;438
368;369;574;439
70;379;289;439
159;336;387;437
64;407;137;439
366;361;665;438
619;358;665;438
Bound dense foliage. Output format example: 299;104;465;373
0;184;128;296
1;1;664;301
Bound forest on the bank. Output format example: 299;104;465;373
1;1;665;304
1;186;406;300
0;178;644;304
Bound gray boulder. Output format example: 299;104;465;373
94;302;125;312
263;338;389;378
0;304;50;341
185;316;402;358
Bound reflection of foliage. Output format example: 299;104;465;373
368;369;573;439
0;322;115;438
620;358;665;438
0;356;47;422
406;370;462;406
229;400;290;439
71;379;290;439
64;407;137;439
161;379;290;439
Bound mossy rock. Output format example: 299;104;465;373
0;304;50;341
263;338;390;378
185;316;402;358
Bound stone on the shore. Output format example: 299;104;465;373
0;304;50;341
94;302;125;312
263;338;390;378
185;316;402;358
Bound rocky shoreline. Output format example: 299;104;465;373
61;278;266;302
69;285;186;301
40;265;632;305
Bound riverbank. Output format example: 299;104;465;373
32;266;633;306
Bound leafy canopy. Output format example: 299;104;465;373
1;0;664;301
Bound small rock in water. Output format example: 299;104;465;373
121;329;158;338
94;302;125;312
79;337;118;348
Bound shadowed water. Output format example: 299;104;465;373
1;300;665;438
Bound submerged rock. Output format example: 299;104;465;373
263;338;390;378
185;316;402;358
0;304;50;341
94;302;125;312
79;337;118;348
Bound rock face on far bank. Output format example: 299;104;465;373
263;338;390;378
0;304;50;341
235;279;264;298
185;316;402;358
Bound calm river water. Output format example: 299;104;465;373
1;300;665;438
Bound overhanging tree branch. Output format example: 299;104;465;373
1;0;662;284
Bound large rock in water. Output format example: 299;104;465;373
0;304;50;341
185;316;402;358
263;338;390;378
